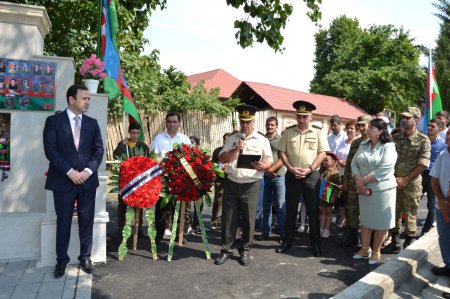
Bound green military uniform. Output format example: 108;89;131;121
392;130;430;236
343;137;366;229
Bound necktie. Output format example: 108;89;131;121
74;116;81;149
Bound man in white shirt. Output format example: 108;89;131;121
150;112;191;243
328;115;347;154
436;111;449;140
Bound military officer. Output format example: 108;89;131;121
214;105;273;266
276;100;330;257
382;107;431;253
341;115;373;248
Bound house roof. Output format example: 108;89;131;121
233;81;367;119
187;69;241;99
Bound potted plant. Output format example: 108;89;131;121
80;54;107;93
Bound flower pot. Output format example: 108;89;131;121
83;79;100;94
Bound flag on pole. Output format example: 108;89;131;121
100;0;143;140
424;47;443;133
319;180;335;203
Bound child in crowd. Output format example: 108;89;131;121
319;152;341;238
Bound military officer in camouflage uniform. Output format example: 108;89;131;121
382;107;431;253
341;115;373;247
276;100;330;257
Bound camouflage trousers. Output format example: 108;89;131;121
345;185;360;229
392;183;422;236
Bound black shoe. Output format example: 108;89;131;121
340;229;358;248
312;245;322;257
403;236;414;249
381;242;401;254
79;258;93;274
275;242;292;253
257;233;270;241
240;253;250;266
214;253;231;265
53;262;67;279
432;266;450;276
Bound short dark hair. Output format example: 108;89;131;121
128;122;141;132
436;111;450;124
266;116;278;126
166;112;181;122
66;84;88;105
330;114;342;124
429;118;445;130
189;135;200;145
370;118;391;144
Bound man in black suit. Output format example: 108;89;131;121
43;84;104;279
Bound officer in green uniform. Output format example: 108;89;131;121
276;101;330;257
382;107;431;253
214;105;273;266
341;115;373;247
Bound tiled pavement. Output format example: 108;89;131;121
0;260;91;299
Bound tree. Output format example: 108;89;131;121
310;16;425;116
433;0;450;110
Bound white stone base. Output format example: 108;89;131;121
37;212;109;267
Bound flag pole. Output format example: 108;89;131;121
97;0;102;57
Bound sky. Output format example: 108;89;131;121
143;0;442;92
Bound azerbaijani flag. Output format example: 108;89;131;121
100;0;143;140
319;180;334;203
424;47;443;134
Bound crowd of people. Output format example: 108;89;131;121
110;101;450;279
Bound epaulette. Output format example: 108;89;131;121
417;131;429;140
312;124;322;130
286;124;296;130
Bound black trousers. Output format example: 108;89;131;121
221;179;260;254
284;171;321;246
53;187;96;264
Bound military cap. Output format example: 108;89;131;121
236;104;258;121
356;115;373;125
293;100;316;115
401;106;421;119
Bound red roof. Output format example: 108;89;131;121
238;81;367;119
187;69;241;99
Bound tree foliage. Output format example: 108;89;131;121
310;16;425;116
433;0;450;110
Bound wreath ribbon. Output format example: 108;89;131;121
119;165;162;199
173;151;203;192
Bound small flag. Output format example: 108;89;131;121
424;47;443;133
319;179;334;203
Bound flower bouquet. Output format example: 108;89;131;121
111;155;162;260
79;54;106;93
160;144;216;261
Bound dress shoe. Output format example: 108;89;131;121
432;266;450;276
275;242;292;253
214;253;231;265
79;258;93;274
312;245;322;257
257;233;270;241
403;236;414;249
240;253;250;266
53;262;67;279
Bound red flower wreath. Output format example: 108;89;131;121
119;156;162;209
161;144;216;201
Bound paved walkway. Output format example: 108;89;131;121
0;260;91;299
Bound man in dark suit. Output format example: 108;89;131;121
43;84;104;279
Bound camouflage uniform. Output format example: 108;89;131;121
392;130;430;236
343;137;365;229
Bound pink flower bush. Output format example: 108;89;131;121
80;54;107;80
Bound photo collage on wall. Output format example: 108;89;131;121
0;58;55;111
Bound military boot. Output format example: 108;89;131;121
403;236;414;249
340;228;358;248
381;233;400;254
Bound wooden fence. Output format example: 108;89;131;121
106;110;276;161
